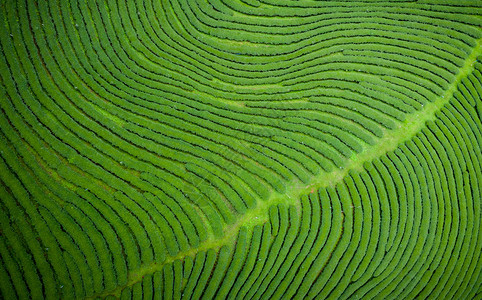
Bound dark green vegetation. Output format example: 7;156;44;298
1;0;482;299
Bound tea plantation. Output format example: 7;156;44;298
0;0;481;299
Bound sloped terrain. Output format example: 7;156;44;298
0;0;481;299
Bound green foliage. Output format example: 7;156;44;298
0;0;481;299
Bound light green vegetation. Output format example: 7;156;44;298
0;0;481;299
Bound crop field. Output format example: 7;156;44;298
0;0;481;299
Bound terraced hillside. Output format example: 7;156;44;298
1;0;481;299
